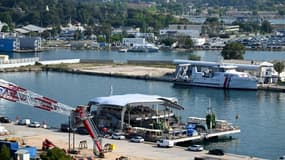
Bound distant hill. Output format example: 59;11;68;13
0;0;283;29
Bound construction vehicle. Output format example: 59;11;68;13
0;79;110;158
4;137;25;146
42;138;56;151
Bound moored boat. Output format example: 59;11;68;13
174;62;258;90
128;43;159;52
118;48;128;52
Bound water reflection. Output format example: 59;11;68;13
4;48;285;62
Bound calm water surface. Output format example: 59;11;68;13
9;48;285;62
0;71;285;159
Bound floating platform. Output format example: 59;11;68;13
172;129;240;144
169;117;240;144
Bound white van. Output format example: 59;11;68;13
18;119;31;125
156;139;174;148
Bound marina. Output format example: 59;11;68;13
1;48;285;159
1;0;285;158
1;71;285;159
0;77;243;159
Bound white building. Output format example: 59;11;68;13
16;149;30;160
159;24;202;37
192;37;206;46
222;25;240;34
122;38;146;47
15;24;47;34
112;27;140;36
59;21;85;40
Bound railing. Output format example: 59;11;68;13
0;57;39;65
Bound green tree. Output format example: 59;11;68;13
1;26;9;32
111;34;122;42
73;30;83;40
184;37;194;49
252;10;258;16
206;113;216;129
97;35;106;43
221;42;245;60
0;144;11;160
278;9;285;16
274;61;285;82
160;38;176;47
40;147;72;160
202;17;221;36
0;12;13;31
260;20;273;34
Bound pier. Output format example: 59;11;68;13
172;129;241;144
169;117;241;144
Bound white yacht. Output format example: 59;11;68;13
174;62;258;90
128;43;159;52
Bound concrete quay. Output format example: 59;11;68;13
0;123;264;160
58;64;285;92
258;84;285;92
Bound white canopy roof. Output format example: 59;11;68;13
173;59;274;70
89;94;184;110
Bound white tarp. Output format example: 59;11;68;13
89;94;183;109
0;126;8;134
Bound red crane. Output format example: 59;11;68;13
0;79;106;158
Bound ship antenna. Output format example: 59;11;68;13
207;98;212;114
110;85;113;96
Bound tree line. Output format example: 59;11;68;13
0;0;188;32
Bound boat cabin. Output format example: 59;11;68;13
174;59;278;84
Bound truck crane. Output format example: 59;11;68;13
0;79;107;158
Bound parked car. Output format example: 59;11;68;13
17;119;31;125
77;127;89;135
60;123;71;132
111;133;126;140
130;136;144;143
156;139;174;148
0;116;11;123
187;145;204;151
208;149;224;156
126;133;140;139
28;121;41;128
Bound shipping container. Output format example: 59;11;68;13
19;37;41;51
0;140;19;150
0;38;19;52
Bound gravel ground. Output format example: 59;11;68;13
78;65;175;77
0;123;264;160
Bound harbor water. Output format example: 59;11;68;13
8;48;285;62
1;49;285;159
0;71;285;159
